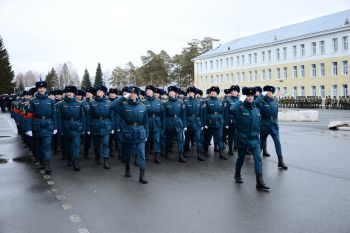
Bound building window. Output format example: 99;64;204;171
241;72;245;82
312;42;317;56
200;62;203;71
226;74;229;83
292;66;297;79
320;63;325;77
216;75;219;84
241;55;245;65
248;71;252;82
276;49;280;61
254;53;257;64
342;84;348;96
254;70;257;81
236;72;240;83
225;58;229;68
268;50;271;62
311;64;316;77
248;54;252;65
221;74;224;83
262;51;265;63
282;87;287;96
210;60;213;70
332;85;337;97
230;57;233;67
300;65;305;78
220;59;223;69
300;44;305;57
293;45;297;58
332;38;339;53
261;69;266;81
268;69;272;80
236;56;240;66
210;76;213;84
311;86;316;96
276;68;281;80
301;86;305;96
292;86;297;97
332;62;338;76
320;41;325;55
205;61;208;70
230;73;234;83
320;85;325;98
283;67;287;79
342;60;348;75
283;47;287;60
276;87;281;95
205;76;208;83
342;36;348;51
216;60;219;69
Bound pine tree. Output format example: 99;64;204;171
0;36;15;94
94;62;103;86
18;80;24;92
45;68;59;90
81;69;92;90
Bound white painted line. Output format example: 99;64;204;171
43;175;51;179
69;215;81;223
47;181;55;185
56;194;66;201
62;203;72;210
78;228;90;233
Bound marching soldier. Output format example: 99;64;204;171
163;86;187;163
86;84;113;169
183;86;205;161
108;88;118;157
224;85;240;155
202;86;227;160
142;85;164;164
25;81;57;174
82;87;95;159
112;86;149;184
56;86;85;171
230;87;270;191
255;85;288;170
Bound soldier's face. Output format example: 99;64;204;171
168;91;176;98
146;89;153;97
76;95;83;101
96;90;104;97
246;95;254;102
55;94;62;100
38;87;46;95
267;92;273;98
154;93;160;98
129;92;137;100
231;90;238;97
109;93;117;99
86;93;93;99
189;92;195;98
66;92;75;98
210;91;217;97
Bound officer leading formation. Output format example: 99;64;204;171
10;81;289;190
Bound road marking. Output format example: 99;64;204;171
78;228;90;233
69;215;81;223
43;175;51;179
62;203;72;210
56;194;66;201
47;181;55;185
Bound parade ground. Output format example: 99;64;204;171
1;109;350;233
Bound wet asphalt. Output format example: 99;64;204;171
0;109;350;233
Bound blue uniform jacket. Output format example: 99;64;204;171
224;96;239;127
230;101;261;149
183;97;202;130
202;97;225;128
141;96;164;132
87;97;113;135
113;97;148;144
163;97;186;133
25;93;57;137
255;96;279;135
56;97;85;137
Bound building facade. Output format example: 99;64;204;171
193;10;350;97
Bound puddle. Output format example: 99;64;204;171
12;156;31;163
0;158;9;163
0;136;11;138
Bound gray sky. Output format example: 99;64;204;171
1;0;349;78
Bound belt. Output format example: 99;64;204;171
63;117;80;121
208;112;219;115
126;122;142;126
94;116;108;120
262;116;277;120
167;115;178;118
187;114;197;117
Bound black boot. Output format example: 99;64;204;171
256;176;270;191
73;158;80;171
246;149;253;155
139;169;148;184
134;157;139;167
234;171;243;183
125;164;132;177
263;149;271;157
67;156;73;166
197;152;205;161
228;147;234;155
154;153;162;164
103;158;110;169
83;150;89;159
178;153;187;163
95;155;101;165
39;159;45;169
278;157;288;170
44;160;51;174
219;150;228;160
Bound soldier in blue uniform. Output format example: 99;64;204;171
183;86;205;161
163;86;187;162
108;88;118;157
255;85;288;170
142;85;164;164
87;85;113;169
112;86;149;184
75;89;85;101
53;89;64;157
224;85;240;155
202;86;227;160
230;87;270;191
82;87;94;158
56;86;85;171
25;81;57;174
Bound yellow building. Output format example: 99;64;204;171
193;10;350;97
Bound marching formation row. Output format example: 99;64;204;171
11;82;288;190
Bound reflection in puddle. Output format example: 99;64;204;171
0;158;9;163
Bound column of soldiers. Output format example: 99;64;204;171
10;81;289;191
278;96;350;109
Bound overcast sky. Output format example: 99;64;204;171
1;0;349;78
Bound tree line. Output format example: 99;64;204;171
0;35;216;94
